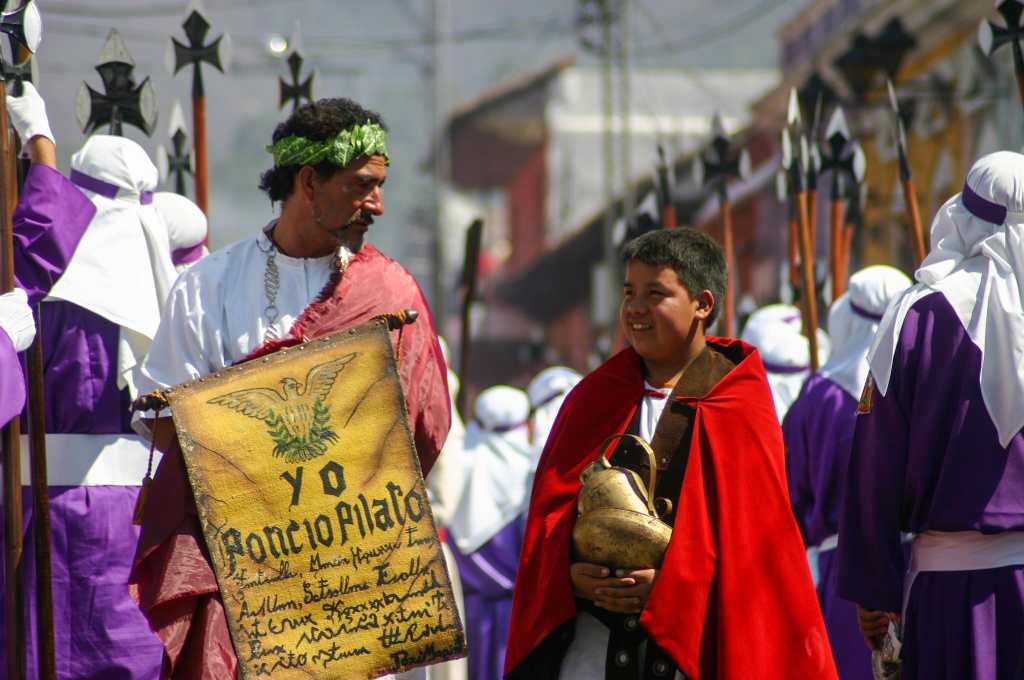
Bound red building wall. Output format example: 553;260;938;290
505;144;548;271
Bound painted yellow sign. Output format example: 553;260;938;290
164;319;466;680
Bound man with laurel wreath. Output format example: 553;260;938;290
129;98;451;679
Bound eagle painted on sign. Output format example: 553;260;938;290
207;353;357;462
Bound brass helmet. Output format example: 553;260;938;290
572;434;672;570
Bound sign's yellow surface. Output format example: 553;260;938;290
165;319;465;679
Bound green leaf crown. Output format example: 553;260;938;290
267;121;390;168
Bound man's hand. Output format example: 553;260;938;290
571;563;658;615
856;605;898;650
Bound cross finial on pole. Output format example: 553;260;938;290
171;8;227;98
74;29;158;137
696;113;749;337
157;100;193;197
170;4;229;223
279;51;314;114
819;107;866;298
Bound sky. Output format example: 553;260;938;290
31;0;805;276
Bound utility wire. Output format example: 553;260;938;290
632;0;790;57
44;13;573;52
43;0;280;18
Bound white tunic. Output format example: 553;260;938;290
135;223;342;394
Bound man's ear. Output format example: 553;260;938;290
295;166;317;203
695;290;715;321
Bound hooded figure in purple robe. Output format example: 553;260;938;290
446;385;532;680
836;151;1024;680
782;265;911;680
740;304;829;422
0;289;36;426
0;82;207;679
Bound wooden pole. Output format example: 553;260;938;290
455;219;482;421
719;197;735;337
830;197;845;299
661;203;677;229
841;223;855;292
808;187;818;256
902;180;926;266
192;95;208;225
795;190;820;372
0;79;26;680
788;213;799;288
26;310;54;680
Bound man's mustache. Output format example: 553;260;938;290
332;211;373;235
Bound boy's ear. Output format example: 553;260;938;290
695;290;715;321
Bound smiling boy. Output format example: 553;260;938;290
505;229;834;680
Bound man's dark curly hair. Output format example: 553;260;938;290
258;97;388;203
620;227;727;326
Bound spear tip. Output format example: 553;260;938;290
775;169;788;202
97;28;134;67
825;106;850;144
780;128;793;169
168;99;187;136
786;87;801;127
851;143;867;184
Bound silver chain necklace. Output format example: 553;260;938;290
258;233;283;338
258;227;345;339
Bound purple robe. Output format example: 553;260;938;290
836;292;1024;679
448;516;524;680
783;374;871;680
0;329;25;427
0;165;164;679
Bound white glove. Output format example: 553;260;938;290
0;288;36;352
6;81;54;148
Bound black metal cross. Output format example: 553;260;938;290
171;9;226;98
167;128;192;196
279;51;314;113
75;29;157;137
819;107;865;200
696;114;749;203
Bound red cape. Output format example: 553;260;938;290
130;243;451;679
505;340;836;680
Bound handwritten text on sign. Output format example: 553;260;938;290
166;321;466;680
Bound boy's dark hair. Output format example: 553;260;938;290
258;97;388;203
621;227;727;326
